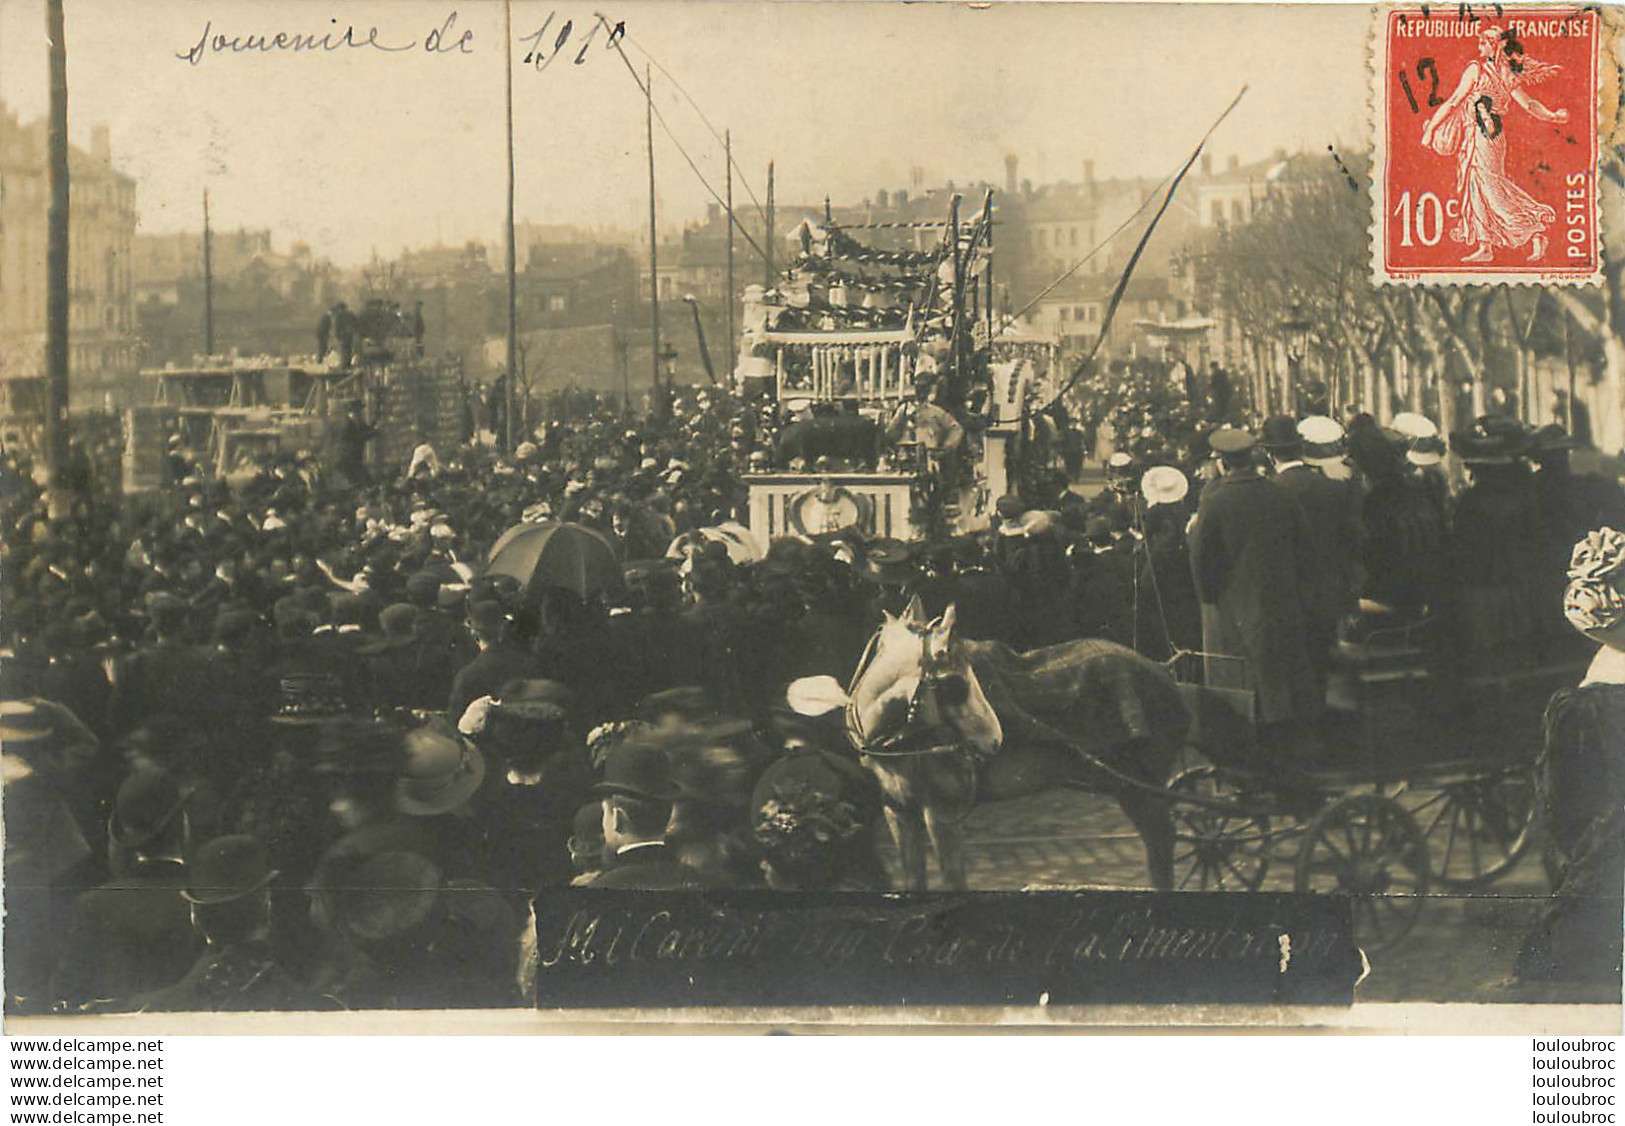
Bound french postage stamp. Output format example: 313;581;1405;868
1372;5;1602;286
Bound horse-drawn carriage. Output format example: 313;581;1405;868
1166;616;1574;950
789;601;1572;953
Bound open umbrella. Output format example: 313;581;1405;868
484;521;624;602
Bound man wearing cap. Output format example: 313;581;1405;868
585;743;704;890
1263;415;1363;706
128;835;309;1012
1190;428;1318;742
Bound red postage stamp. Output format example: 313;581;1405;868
1372;5;1601;286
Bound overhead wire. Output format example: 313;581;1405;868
594;13;770;266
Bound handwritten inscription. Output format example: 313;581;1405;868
538;903;1344;971
517;13;626;72
530;890;1360;1007
175;10;625;68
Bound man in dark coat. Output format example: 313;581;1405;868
60;770;200;1005
585;744;705;890
1263;416;1363;709
362;603;445;711
336;402;378;487
1189;429;1317;739
108;594;216;733
447;601;538;724
127;835;310;1012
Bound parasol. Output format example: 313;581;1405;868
484;521;624;601
665;522;762;566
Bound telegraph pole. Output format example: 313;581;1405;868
44;0;70;497
202;190;215;356
724;128;735;378
646;64;660;413
764;160;775;288
503;0;519;452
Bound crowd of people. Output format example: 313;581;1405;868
2;359;1622;1011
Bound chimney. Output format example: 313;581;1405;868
91;124;111;164
896;189;909;206
1200;153;1212;177
1227;154;1240;173
877;188;890;208
1273;146;1288;163
707;201;721;222
1004;154;1019;196
1083;159;1095;184
910;166;924;189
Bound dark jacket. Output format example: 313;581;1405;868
1273;464;1363;630
586;842;704;890
1190;469;1315;725
447;644;539;723
128;939;312;1013
65;863;201;1004
108;639;216;731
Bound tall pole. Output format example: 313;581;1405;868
646;64;660;411
503;0;518;452
202;190;214;356
764;160;775;288
725;128;735;381
44;0;70;497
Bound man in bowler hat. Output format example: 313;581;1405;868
128;835;309;1012
586;743;704;890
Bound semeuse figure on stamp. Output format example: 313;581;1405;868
1420;24;1568;263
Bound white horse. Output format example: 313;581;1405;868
790;596;1187;891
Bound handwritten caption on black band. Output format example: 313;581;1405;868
531;888;1362;1009
175;10;625;70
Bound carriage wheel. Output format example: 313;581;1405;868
1170;766;1272;892
1408;766;1538;889
1294;793;1430;952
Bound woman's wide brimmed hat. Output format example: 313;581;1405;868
1450;415;1528;464
1564;527;1625;650
396;725;486;816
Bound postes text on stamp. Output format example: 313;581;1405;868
1373;5;1601;286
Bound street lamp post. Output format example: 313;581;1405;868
1277;301;1314;416
657;342;678;420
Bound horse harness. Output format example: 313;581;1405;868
843;625;979;761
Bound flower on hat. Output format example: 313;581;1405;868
1563;528;1625;642
1567;527;1625;583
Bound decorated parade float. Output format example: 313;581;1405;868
123;301;465;491
732;191;1044;549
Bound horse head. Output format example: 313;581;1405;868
787;596;1002;760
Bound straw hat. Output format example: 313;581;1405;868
1140;465;1190;508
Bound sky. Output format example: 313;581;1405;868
0;0;1371;266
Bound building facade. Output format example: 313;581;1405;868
1;102;139;402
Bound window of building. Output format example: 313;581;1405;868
1231;199;1245;223
548;295;566;312
1058;307;1070;322
1070;227;1079;248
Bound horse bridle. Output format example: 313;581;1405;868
843;623;974;759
